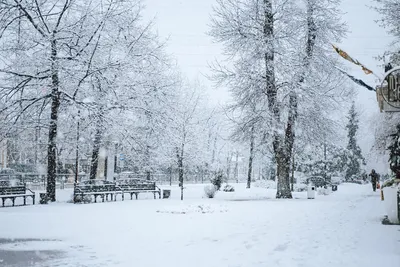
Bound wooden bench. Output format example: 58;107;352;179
117;178;161;200
74;180;123;203
0;180;35;207
306;176;338;191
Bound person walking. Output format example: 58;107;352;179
369;169;379;192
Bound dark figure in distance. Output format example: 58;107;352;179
369;169;379;192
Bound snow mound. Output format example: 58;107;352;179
156;204;228;214
253;180;276;189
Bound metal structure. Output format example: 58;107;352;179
377;66;400;112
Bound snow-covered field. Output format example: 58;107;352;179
0;183;399;267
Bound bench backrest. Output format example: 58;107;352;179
0;186;26;195
76;184;116;192
117;179;156;191
306;177;326;187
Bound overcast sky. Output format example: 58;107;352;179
143;0;393;172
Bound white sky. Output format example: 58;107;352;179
143;0;393;173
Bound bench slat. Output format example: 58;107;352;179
0;186;31;196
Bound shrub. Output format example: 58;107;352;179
72;194;92;204
223;184;235;192
204;185;218;198
211;170;224;190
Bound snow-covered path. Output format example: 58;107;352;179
0;183;399;267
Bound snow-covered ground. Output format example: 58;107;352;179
0;183;399;267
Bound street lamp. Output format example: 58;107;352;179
74;110;80;189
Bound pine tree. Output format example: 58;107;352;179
345;102;365;181
388;124;400;175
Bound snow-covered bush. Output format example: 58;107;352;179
294;183;307;192
317;187;331;195
223;184;235;192
72;194;92;204
211;170;224;190
204;185;218;198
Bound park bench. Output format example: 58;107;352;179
117;178;161;200
0;180;35;207
74;180;123;203
306;176;338;191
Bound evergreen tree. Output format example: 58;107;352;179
345;102;365;181
388;124;400;175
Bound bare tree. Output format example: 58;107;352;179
0;0;167;200
209;0;348;198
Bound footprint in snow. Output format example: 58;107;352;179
274;242;289;252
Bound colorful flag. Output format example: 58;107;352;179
332;44;373;75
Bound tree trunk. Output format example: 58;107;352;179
278;91;297;198
291;151;295;191
211;136;217;164
145;144;151;180
226;153;231;181
176;146;184;200
89;121;103;180
323;141;327;180
46;39;60;202
169;166;172;186
262;0;292;198
276;152;292;198
247;126;255;189
234;151;239;183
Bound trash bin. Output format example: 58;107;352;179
383;186;399;224
39;193;49;204
163;189;171;199
307;184;316;199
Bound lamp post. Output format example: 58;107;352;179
74;110;80;189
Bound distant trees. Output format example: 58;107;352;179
296;142;348;178
0;0;120;200
0;0;227;202
163;80;225;200
344;102;365;180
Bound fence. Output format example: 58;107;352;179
0;172;253;190
0;173;88;190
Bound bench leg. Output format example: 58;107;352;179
121;193;124;201
153;192;156;199
94;195;97;203
101;195;105;203
23;196;26;206
12;197;15;207
32;195;35;205
105;194;108;201
135;193;138;200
